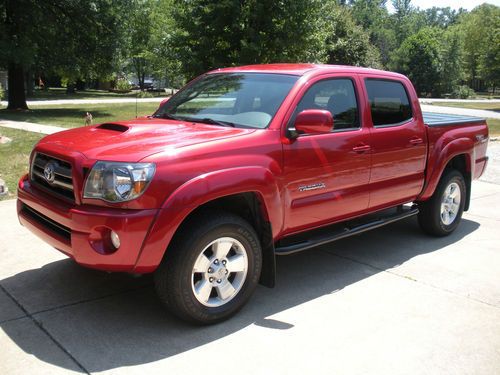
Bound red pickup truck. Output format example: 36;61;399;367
17;64;489;324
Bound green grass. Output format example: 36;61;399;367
0;102;161;128
0;128;44;201
429;102;500;112
486;118;500;136
24;87;169;101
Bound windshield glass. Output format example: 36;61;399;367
154;73;299;129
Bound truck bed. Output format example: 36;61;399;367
423;112;485;127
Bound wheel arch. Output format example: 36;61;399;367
419;137;473;210
133;167;281;287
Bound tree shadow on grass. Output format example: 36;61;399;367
0;217;480;373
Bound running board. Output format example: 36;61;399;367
275;207;419;255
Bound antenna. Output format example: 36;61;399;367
135;91;138;118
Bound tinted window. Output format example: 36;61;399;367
295;79;359;131
365;79;413;126
155;73;298;129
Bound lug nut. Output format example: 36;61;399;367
225;270;228;275
222;260;227;265
208;267;213;273
217;279;222;284
214;259;219;265
209;277;214;282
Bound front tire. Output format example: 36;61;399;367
154;211;262;324
418;169;466;236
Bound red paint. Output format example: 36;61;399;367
17;64;489;274
294;110;333;134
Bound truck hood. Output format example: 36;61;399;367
37;118;256;162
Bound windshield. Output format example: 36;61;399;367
154;73;299;129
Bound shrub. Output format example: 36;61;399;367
0;82;4;101
137;90;153;98
116;79;131;91
451;85;475;99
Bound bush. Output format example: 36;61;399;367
115;79;131;91
136;90;153;98
451;85;475;99
0;82;4;101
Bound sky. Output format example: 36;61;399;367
387;0;500;12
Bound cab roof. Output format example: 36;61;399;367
210;63;403;78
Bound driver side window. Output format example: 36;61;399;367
293;78;360;131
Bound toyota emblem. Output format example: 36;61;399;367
43;162;57;184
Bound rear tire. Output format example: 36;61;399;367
154;211;262;325
418;169;466;236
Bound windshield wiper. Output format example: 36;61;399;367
192;118;236;127
153;113;183;121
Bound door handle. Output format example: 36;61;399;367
409;137;423;145
352;144;371;153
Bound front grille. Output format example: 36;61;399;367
22;204;71;244
31;153;75;201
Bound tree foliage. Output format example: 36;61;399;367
169;0;329;79
458;4;500;90
1;0;499;101
323;5;381;67
169;0;380;79
0;0;127;108
394;27;443;96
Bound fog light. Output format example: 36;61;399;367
110;231;121;249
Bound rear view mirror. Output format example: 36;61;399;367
291;110;333;138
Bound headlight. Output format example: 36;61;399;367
83;162;155;202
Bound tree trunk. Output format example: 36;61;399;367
7;63;28;110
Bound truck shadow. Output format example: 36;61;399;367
0;217;480;372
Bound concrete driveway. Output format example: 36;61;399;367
1;180;499;374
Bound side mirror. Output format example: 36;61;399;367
291;109;333;137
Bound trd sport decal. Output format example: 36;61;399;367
298;183;326;192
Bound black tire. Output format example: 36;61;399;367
418;169;466;236
154;211;262;325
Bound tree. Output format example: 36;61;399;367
170;0;328;79
323;5;381;67
349;0;396;67
0;0;127;109
440;26;464;94
458;4;500;92
124;0;155;91
147;0;183;89
422;7;465;28
394;27;444;96
349;0;388;31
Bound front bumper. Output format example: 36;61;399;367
17;175;158;272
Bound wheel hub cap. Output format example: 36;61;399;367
440;182;461;225
191;237;248;307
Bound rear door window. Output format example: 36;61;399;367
365;79;413;127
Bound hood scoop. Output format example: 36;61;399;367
96;123;129;132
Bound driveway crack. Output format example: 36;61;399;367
0;284;90;374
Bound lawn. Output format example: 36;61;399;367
429;102;500;112
0;102;161;128
0;128;44;201
486;119;500;136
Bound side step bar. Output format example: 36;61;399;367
275;207;419;256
